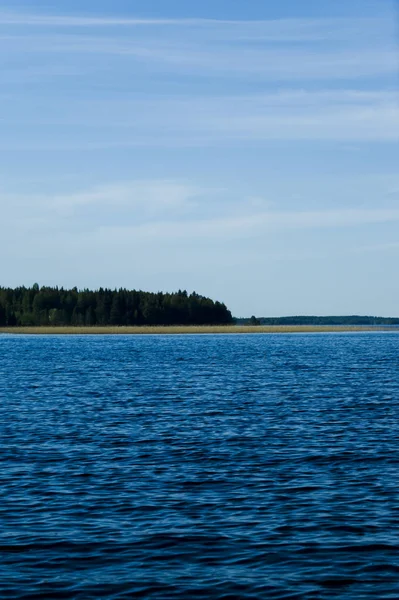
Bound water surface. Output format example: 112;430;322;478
1;333;398;599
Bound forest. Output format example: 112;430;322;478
237;315;399;326
0;285;233;327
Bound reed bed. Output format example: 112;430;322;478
0;325;391;335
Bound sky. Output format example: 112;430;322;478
0;0;398;317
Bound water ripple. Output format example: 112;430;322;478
0;333;398;598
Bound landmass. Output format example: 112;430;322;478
0;285;232;327
1;285;397;333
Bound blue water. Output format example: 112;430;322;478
1;333;398;599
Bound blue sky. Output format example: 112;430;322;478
1;0;398;316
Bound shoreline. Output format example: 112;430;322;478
0;325;398;335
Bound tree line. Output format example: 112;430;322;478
237;315;399;326
0;285;233;327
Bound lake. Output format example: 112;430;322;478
1;333;398;599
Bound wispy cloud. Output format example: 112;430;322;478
0;12;190;27
0;180;201;222
352;241;399;254
126;208;399;241
3;90;396;147
3;180;399;238
52;180;201;217
0;7;396;85
1;33;395;81
0;11;394;40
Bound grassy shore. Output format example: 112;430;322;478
0;325;395;335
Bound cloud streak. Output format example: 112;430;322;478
2;90;397;146
111;208;399;242
1;32;395;82
0;11;393;39
0;7;396;86
3;180;399;238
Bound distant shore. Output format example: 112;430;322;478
1;325;398;335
